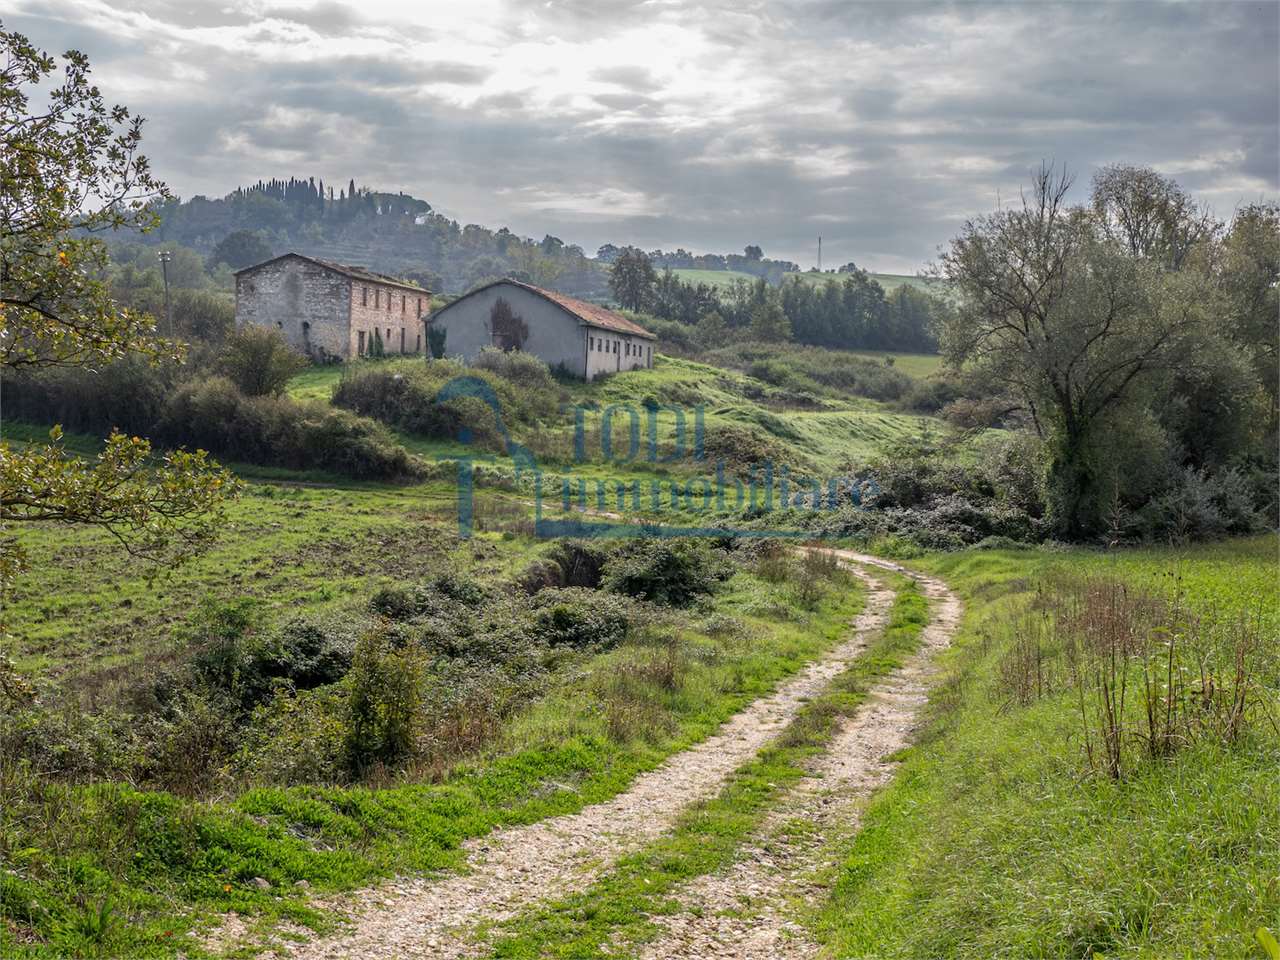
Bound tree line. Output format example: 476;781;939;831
608;248;941;353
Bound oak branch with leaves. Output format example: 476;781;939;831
0;24;238;595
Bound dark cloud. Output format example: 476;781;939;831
7;0;1277;270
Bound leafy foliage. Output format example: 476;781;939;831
216;325;309;396
603;538;733;606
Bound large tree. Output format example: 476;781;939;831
608;247;656;311
0;27;234;593
939;166;1214;538
209;229;273;271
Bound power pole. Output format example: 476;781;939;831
817;235;822;272
157;250;173;337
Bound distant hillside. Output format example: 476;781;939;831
142;176;611;299
137;177;937;305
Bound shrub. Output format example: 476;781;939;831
236;685;348;785
603;538;733;606
190;605;361;710
135;689;237;794
473;347;557;393
0;356;181;436
344;628;425;775
158;376;422;480
217;326;309;396
529;588;629;649
1133;465;1266;543
332;358;558;448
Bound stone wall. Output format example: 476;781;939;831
349;282;429;357
235;257;350;360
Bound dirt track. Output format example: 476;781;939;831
221;553;958;960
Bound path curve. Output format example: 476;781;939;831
259;562;898;960
634;551;962;959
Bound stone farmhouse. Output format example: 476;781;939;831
234;253;431;361
428;279;656;381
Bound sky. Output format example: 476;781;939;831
9;0;1279;272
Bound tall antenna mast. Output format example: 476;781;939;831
818;235;822;272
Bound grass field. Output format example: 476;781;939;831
669;267;938;295
812;535;1280;959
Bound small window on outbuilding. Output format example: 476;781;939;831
358;330;366;354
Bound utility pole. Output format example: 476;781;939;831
157;250;173;337
817;235;822;272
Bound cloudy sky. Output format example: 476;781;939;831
9;0;1279;271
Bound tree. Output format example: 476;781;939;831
1091;164;1217;270
218;326;309;395
744;245;763;261
426;323;447;359
748;298;791;343
695;310;728;348
488;297;529;350
939;165;1210;538
609;247;656;311
0;26;235;593
209;230;273;271
1219;203;1280;428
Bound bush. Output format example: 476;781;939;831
473;347;557;393
344;628;425;775
528;587;629;649
189;605;361;711
603;538;733;606
217;326;309;396
237;685;348;785
0;356;181;436
158;376;422;480
332;358;559;448
1133;466;1266;543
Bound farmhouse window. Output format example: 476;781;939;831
417;298;423;317
416;333;422;352
375;289;380;308
386;328;392;344
358;330;366;354
401;295;406;313
362;286;368;306
400;328;405;352
387;292;392;312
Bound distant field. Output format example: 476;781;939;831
670;267;939;295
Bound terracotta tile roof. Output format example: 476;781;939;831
234;253;429;295
482;279;657;339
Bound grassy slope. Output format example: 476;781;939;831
813;535;1280;959
290;356;942;480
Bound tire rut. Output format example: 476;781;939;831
255;563;898;960
634;552;961;960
